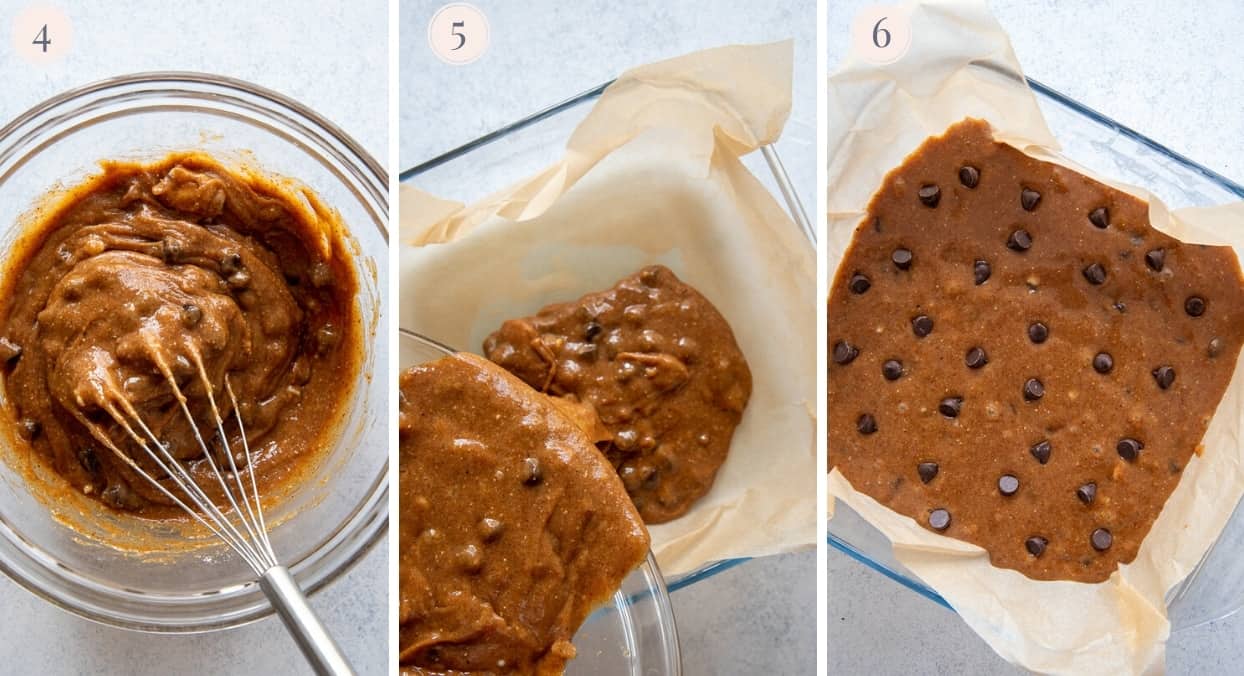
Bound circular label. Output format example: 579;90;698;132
428;3;489;65
849;4;912;66
12;4;72;64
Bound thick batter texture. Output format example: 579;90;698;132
483;265;752;523
398;353;649;675
0;154;359;517
828;119;1244;582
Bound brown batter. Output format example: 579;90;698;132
483;265;752;523
398;352;649;675
0;154;359;518
828;119;1244;582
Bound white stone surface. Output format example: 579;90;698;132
0;1;387;674
827;1;1244;674
400;2;817;675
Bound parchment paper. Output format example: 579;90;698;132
401;42;815;576
827;1;1244;673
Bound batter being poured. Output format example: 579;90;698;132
0;154;359;517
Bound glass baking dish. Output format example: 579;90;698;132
828;69;1244;632
400;80;814;593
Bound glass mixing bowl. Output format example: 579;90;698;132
399;329;681;675
0;73;388;631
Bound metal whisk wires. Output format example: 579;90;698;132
74;353;275;575
70;347;353;675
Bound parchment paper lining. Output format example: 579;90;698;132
827;2;1244;673
401;43;816;576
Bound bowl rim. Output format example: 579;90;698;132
0;71;389;633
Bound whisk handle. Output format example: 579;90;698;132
260;565;355;676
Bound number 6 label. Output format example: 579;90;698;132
428;3;489;65
12;4;73;64
849;5;911;66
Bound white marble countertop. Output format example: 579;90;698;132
400;2;817;675
827;1;1244;673
0;1;387;674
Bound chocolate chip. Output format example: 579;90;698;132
1113;301;1127;313
857;413;877;435
1116;437;1143;462
584;321;603;341
849;273;871;294
832;341;859;365
478;517;505;542
1021;188;1042;211
1145;248;1166;272
1091;528;1113;551
918;462;939;484
1082;263;1107;285
1007;229;1033;252
1209;337;1224;358
77;447;100;475
1088;207;1110;229
182;304;203;327
1028;322;1049;344
938;396;963;418
1185;296;1206;317
1030;440;1052;465
457;544;483;573
19;418;41;440
959;165;980;188
1152;365;1176;389
882;360;904;381
998;474;1019;496
911;315;934;337
973;259;991;285
221;252;243;276
522;457;544;486
1077;482;1097;504
965;346;988;369
161;238;183;263
892;248;913;270
1023;378;1044;401
0;337;22;364
928;508;951;531
227;269;251;290
1093;352;1113;374
1025;536;1047;557
918;185;941;207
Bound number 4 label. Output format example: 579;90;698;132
12;6;73;64
32;23;50;52
850;5;912;66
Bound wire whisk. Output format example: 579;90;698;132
77;346;354;676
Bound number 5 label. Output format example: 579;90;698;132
428;3;489;65
12;4;73;64
849;5;911;66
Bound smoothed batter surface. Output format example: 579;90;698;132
0;154;359;518
828;119;1244;582
398;353;648;675
483;265;752;523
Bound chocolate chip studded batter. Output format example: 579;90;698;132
483;265;752;523
398;353;649;675
828;119;1244;582
0;154;359;518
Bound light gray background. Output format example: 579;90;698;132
400;2;817;675
0;1;387;674
827;1;1244;674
